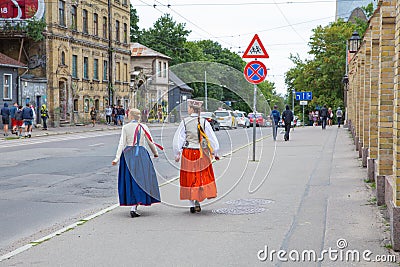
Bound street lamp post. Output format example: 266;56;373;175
343;30;361;127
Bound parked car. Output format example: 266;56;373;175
248;113;267;127
200;112;220;131
215;109;237;129
234;110;250;128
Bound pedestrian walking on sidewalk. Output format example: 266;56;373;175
10;102;17;134
282;105;293;141
270;105;280;141
105;105;112;125
117;105;125;125
320;105;328;130
22;103;33;138
90;107;97;127
15;106;24;137
40;104;49;130
328;107;333;126
173;99;220;213
336;107;343;128
1;103;10;136
112;105;118;125
112;108;162;218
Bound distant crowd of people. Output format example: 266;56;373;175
0;102;49;138
309;106;343;128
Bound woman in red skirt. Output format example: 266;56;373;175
173;99;220;213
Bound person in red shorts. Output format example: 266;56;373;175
10;103;18;134
14;106;24;137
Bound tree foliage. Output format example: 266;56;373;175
285;19;363;116
138;14;191;65
130;4;140;42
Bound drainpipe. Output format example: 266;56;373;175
108;0;113;105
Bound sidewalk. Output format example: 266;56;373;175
0;122;175;141
0;127;397;266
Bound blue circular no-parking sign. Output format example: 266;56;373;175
244;61;267;84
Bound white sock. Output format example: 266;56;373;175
130;205;137;212
189;200;196;207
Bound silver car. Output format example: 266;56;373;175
215;110;237;129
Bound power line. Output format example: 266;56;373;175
272;0;307;42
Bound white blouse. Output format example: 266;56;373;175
113;122;158;162
173;114;220;158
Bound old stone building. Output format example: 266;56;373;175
0;0;131;126
346;0;400;250
47;0;131;126
130;42;170;120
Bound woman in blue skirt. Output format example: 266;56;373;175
112;108;162;217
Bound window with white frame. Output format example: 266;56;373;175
3;74;12;100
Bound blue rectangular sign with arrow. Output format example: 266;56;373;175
295;92;312;101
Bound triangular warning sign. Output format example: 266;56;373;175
242;34;269;59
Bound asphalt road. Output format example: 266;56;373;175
0;125;272;254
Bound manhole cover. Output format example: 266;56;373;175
212;206;266;215
225;198;274;206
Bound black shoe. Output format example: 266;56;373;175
130;211;140;218
28;134;31;138
190;207;196;213
194;201;201;212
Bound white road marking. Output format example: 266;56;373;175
0;131;118;149
0;204;119;262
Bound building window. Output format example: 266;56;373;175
116;62;120;81
123;23;127;43
84;98;89;112
72;55;78;78
163;62;167;77
103;60;108;80
93;13;98;36
3;74;12;100
103;17;107;39
94;99;100;111
83;9;88;33
94;59;99;80
61;51;66;65
158;61;162;77
71;5;77;30
73;99;78;112
124;63;128;82
115;20;120;42
59;0;65;26
124;99;128;109
123;0;127;5
83;57;89;79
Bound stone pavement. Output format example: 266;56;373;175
0;126;398;266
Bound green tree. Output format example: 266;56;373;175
285;19;356;116
139;14;191;65
130;5;140;42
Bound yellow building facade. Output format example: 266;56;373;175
46;0;131;126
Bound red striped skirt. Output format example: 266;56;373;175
180;148;217;201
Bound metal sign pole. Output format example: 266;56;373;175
302;104;305;127
253;84;257;161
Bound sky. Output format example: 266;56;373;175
131;0;338;95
